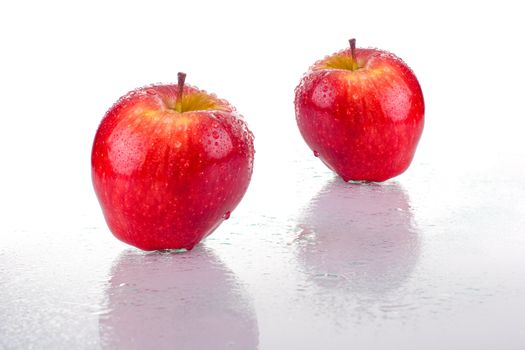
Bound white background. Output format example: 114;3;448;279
1;1;525;349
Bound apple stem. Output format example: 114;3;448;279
349;38;359;70
177;72;186;113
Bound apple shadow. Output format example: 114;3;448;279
98;246;258;350
294;177;420;296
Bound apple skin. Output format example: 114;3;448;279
295;46;424;182
92;84;254;251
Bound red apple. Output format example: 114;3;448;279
295;39;424;182
92;73;254;251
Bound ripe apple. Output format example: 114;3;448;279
92;73;254;251
295;39;424;182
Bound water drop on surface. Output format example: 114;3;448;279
212;130;219;139
223;211;231;220
174;140;182;148
313;150;320;157
146;89;157;95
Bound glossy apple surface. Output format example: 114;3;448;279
92;75;254;250
295;40;424;182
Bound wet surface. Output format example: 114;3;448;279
2;146;525;349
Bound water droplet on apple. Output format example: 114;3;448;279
146;89;157;95
223;211;231;220
353;93;359;100
212;130;219;139
174;140;182;148
313;150;320;157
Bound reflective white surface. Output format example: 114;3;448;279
2;149;525;349
1;0;525;349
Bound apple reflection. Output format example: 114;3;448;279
295;178;420;295
99;246;258;350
